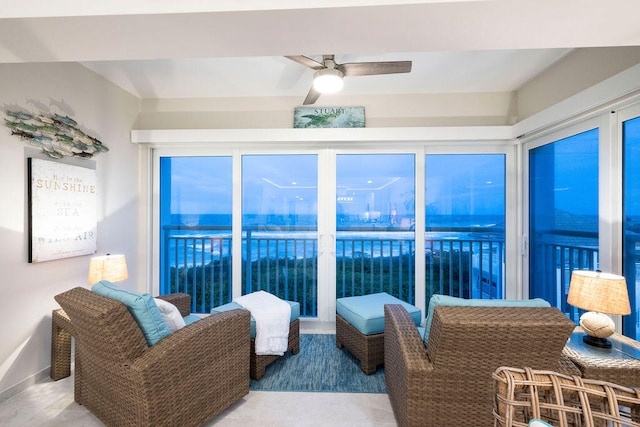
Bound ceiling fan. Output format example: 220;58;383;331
286;54;412;105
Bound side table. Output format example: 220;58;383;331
563;327;640;387
51;308;75;381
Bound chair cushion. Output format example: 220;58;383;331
529;420;553;427
423;294;551;347
210;300;300;338
93;280;171;346
183;314;202;325
154;298;186;332
336;292;421;335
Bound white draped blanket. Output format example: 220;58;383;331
234;291;291;355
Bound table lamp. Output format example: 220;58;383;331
87;254;128;285
567;270;630;348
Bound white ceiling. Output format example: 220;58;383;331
2;1;640;101
80;50;572;99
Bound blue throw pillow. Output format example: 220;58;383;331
422;294;551;347
93;280;171;346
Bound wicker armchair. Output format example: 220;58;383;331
55;287;251;427
383;304;580;427
493;366;640;426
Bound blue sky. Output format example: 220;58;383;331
163;153;507;223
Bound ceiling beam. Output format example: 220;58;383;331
1;0;639;64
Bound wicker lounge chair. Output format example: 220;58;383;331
493;366;640;426
384;304;580;427
54;287;251;427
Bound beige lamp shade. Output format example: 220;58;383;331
88;254;128;284
567;270;630;315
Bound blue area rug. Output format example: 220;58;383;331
250;334;386;393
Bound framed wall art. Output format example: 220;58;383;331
28;158;97;263
293;106;365;128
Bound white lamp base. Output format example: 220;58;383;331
579;311;615;348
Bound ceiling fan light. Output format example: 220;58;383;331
313;68;344;93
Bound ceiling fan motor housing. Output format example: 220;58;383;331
313;68;344;93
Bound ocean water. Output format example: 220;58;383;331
162;213;504;267
164;229;503;268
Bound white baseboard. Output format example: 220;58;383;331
0;367;50;404
300;319;335;334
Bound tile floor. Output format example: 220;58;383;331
0;374;396;427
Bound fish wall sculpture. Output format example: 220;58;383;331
4;109;109;159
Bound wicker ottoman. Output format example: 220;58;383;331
336;292;421;375
211;300;300;380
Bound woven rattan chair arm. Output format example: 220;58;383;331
384;304;435;427
156;293;191;317
132;308;251;373
384;304;433;374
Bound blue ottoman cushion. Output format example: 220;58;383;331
336;292;421;335
211;300;300;338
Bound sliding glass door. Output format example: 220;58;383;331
528;127;599;322
159;156;233;312
242;154;319;316
335;154;416;303
155;143;512;319
623;113;640;339
425;154;506;306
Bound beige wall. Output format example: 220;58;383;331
0;62;140;398
135;92;518;129
517;47;640;120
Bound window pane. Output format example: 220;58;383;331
336;154;415;303
529;128;599;323
623;116;640;339
242;155;318;316
425;154;506;305
159;156;233;313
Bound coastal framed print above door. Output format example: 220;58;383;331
28;158;97;263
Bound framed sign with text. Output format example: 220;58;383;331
28;158;97;263
293;106;365;128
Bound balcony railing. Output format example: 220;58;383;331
243;228;318;316
531;229;599;324
161;225;509;314
160;225;640;343
336;236;414;303
162;226;233;313
425;233;504;301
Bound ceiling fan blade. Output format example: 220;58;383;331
338;61;412;77
303;86;322;105
285;55;325;70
